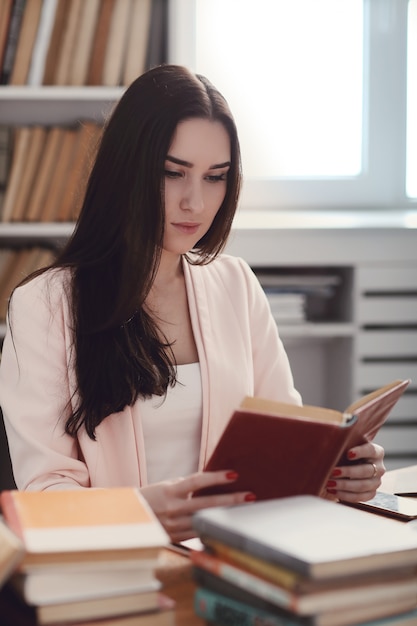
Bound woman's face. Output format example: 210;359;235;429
163;118;231;256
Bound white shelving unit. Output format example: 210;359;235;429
227;215;417;470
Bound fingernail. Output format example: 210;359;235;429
326;480;337;488
348;450;356;460
226;471;239;480
331;468;342;477
244;493;257;502
327;488;337;494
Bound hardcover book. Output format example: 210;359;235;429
191;547;417;615
194;379;410;501
192;495;417;581
0;487;169;570
193;582;417;626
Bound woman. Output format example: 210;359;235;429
0;65;384;541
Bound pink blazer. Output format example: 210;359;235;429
0;255;301;491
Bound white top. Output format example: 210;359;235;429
140;363;203;484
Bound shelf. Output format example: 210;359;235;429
278;322;355;340
0;86;124;124
0;86;125;100
0;223;74;244
233;209;417;230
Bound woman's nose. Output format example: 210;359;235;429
180;180;204;212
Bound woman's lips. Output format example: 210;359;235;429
172;222;201;235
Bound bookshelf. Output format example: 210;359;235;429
0;1;416;486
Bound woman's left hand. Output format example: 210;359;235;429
325;442;385;503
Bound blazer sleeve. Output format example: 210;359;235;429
0;272;91;491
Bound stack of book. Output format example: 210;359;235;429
256;272;342;324
191;495;417;626
0;0;159;87
0;487;175;625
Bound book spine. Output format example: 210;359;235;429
0;0;26;84
194;587;306;626
0;491;23;542
191;550;297;613
203;537;303;590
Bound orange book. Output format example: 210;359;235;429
67;0;101;86
30;246;56;273
11;125;47;221
42;0;70;85
55;121;101;222
0;247;16;319
9;0;43;84
1;126;32;222
53;0;84;85
40;126;79;222
24;126;65;222
101;0;132;86
86;0;117;85
0;0;14;73
122;0;152;85
194;379;410;501
0;487;169;571
0;247;33;319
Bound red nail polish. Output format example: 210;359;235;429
327;488;337;494
226;471;239;480
327;480;337;488
347;450;357;460
244;493;257;502
331;468;342;477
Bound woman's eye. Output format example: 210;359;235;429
164;170;182;179
206;173;228;183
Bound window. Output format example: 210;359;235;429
169;0;416;211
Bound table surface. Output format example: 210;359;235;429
380;464;417;496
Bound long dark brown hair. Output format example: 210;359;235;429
18;65;242;439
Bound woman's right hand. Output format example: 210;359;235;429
140;470;255;543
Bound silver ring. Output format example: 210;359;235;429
371;462;378;478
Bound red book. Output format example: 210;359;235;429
194;379;410;501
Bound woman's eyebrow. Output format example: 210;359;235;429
166;155;231;169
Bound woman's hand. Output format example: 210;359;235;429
140;470;254;543
325;442;385;502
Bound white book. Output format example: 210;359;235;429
193;494;417;581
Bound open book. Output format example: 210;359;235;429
194;379;410;501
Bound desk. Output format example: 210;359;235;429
2;465;417;626
380;464;417;496
0;548;205;626
156;549;205;625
